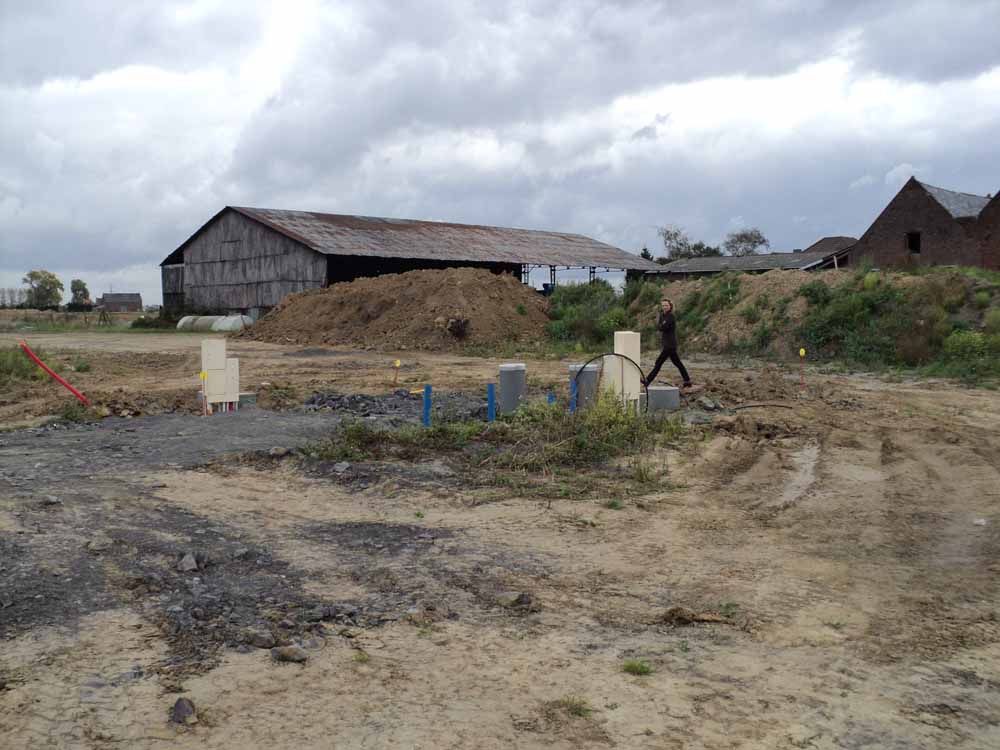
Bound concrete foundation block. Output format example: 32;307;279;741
647;386;681;413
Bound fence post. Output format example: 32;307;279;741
487;383;496;423
422;384;432;428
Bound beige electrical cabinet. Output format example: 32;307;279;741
224;358;240;402
604;331;642;406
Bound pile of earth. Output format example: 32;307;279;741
638;267;994;359
243;268;550;350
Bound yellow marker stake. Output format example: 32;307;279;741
393;359;402;386
798;349;806;387
799;348;806;358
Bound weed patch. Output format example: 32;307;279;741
622;659;653;676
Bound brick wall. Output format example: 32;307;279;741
977;196;1000;271
852;179;982;269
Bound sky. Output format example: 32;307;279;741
2;0;1000;304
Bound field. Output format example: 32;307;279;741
2;332;999;749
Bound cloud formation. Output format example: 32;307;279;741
2;0;1000;302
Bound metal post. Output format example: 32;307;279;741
423;384;432;427
569;378;578;413
549;266;556;288
487;383;496;422
589;266;596;283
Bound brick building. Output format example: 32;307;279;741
976;193;1000;270
851;178;994;269
96;293;143;312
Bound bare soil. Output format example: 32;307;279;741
2;332;1000;749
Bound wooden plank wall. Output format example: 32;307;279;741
182;211;326;312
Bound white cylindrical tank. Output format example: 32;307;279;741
211;315;253;332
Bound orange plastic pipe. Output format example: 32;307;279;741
18;340;91;407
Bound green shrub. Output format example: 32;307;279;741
622;659;653;676
862;271;881;291
985;308;1000;335
130;315;176;329
548;280;628;346
974;291;991;309
515;303;527;316
1;346;48;385
943;330;988;361
623;279;663;311
739;303;760;324
73;358;91;373
798;280;832;306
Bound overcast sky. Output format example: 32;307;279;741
3;0;1000;304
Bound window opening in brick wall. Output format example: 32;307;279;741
906;232;921;254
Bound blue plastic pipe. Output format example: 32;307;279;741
423;384;432;427
569;378;578;413
487;382;496;422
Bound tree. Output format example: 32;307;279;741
657;224;692;260
70;279;91;306
723;227;770;257
22;269;64;309
639;247;654;261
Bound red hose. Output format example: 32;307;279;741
18;340;91;407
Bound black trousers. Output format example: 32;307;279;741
646;347;691;385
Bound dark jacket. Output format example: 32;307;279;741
657;309;678;350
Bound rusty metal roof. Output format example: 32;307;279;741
162;207;660;271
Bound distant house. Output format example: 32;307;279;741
96;293;143;312
646;236;857;279
850;178;996;269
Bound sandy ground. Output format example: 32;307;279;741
1;332;1000;748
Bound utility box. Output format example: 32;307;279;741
498;363;527;415
604;331;642;406
205;370;226;401
647;386;681;413
201;339;227;371
568;363;600;409
224;358;240;402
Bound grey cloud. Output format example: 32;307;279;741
3;0;1000;303
0;1;264;85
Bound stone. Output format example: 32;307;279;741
246;628;275;649
85;535;113;553
271;645;309;663
496;591;533;609
268;447;290;458
333;462;351;474
40;495;63;506
177;553;199;573
277;618;295;629
301;636;326;651
426;460;455;478
169;697;198;725
697;396;718;411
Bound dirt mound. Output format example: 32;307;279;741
244;268;549;350
639;269;849;356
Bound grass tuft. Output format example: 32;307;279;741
622;659;653;676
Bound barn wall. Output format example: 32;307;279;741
851;180;981;269
161;265;184;312
182;210;326;313
977;196;1000;271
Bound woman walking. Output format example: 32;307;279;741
643;297;692;388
